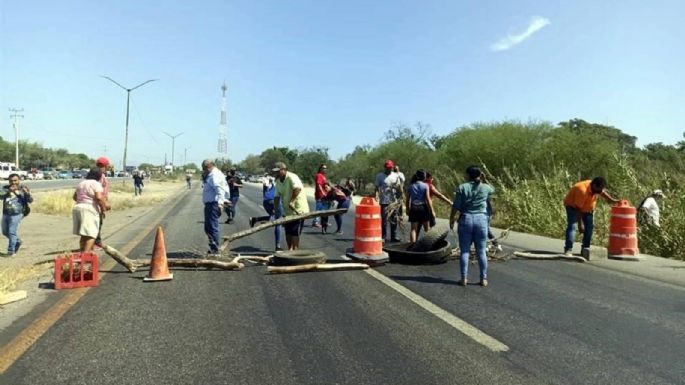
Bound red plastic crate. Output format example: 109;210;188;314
54;252;100;290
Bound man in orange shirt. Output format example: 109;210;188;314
563;177;619;258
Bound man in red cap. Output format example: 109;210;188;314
94;157;112;245
374;159;404;242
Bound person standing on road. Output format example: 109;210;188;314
563;177;620;258
94;157;111;247
416;171;453;238
185;172;193;189
406;170;433;245
344;177;356;196
450;165;493;287
273;162;309;250
225;168;243;224
202;159;230;256
0;174;32;256
249;175;284;251
480;173;502;252
72;169;108;252
638;189;665;228
312;164;329;229
132;171;144;196
323;182;352;235
375;160;404;242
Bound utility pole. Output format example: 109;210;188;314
101;76;158;171
184;147;190;167
9;108;24;168
163;132;183;168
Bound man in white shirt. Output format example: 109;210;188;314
375;160;404;242
202;159;230;255
639;189;665;227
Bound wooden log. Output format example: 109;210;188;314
0;290;28;306
103;244;140;273
267;262;369;274
513;251;586;263
220;208;347;251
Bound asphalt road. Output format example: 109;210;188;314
2;184;684;384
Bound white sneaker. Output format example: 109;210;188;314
495;244;503;252
563;250;573;257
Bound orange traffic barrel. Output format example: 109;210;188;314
346;197;388;264
608;200;641;261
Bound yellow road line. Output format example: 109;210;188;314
0;188;187;374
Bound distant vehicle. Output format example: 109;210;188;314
72;170;86;179
58;170;73;179
0;162;27;180
41;168;58;180
27;170;44;180
116;171;129;177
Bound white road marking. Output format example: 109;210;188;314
352;260;509;353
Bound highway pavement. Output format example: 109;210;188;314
1;183;684;384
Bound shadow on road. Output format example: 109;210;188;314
390;275;459;285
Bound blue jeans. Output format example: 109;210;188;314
458;213;488;280
2;213;24;254
262;199;282;249
564;206;594;251
134;184;143;196
186;179;191;189
204;203;222;253
313;200;328;225
226;196;239;219
333;198;351;231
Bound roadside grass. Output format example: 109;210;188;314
479;159;685;260
32;180;178;216
0;264;47;294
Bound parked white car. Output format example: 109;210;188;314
27;170;45;180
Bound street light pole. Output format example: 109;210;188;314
184;147;190;167
102;76;157;171
163;132;183;169
9;108;24;168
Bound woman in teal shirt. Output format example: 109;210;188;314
449;166;494;287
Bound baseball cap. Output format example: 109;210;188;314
653;189;665;197
271;162;287;172
96;157;110;167
384;160;395;169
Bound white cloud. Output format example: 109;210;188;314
490;16;550;52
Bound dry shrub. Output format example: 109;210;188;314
486;158;685;260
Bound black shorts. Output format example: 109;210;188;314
408;204;430;223
284;220;304;236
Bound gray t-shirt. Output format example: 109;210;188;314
375;172;402;205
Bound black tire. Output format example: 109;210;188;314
411;226;449;252
384;239;452;264
270;250;327;266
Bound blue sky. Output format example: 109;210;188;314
1;0;683;169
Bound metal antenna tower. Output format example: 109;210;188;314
217;82;228;156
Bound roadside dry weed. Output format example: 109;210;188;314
0;265;47;294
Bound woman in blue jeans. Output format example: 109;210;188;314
449;166;494;287
0;173;33;256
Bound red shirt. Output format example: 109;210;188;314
315;172;327;199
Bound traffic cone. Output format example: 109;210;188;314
143;226;174;282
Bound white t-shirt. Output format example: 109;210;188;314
375;171;402;205
641;197;660;226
